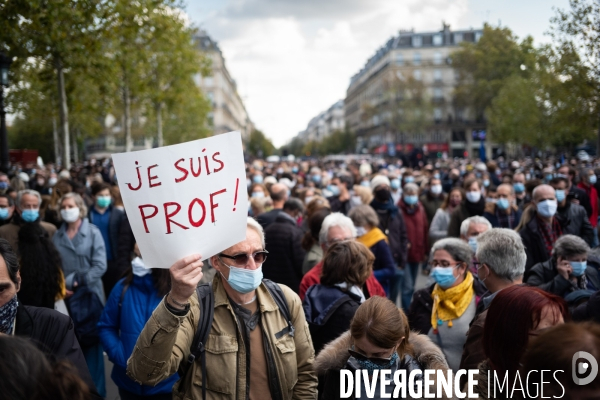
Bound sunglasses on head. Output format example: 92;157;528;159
218;250;269;266
348;347;394;366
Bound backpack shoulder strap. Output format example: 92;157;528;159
262;279;295;340
179;283;214;400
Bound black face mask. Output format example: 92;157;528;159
374;188;391;203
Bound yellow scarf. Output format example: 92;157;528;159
357;227;388;248
431;271;474;331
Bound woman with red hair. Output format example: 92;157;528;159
471;285;568;399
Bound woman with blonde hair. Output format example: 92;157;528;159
315;296;450;399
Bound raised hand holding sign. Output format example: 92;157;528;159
112;131;248;270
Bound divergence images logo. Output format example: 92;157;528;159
572;351;598;386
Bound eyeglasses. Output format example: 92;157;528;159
348;347;395;366
218;250;268;266
428;261;462;269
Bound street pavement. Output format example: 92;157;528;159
104;266;431;399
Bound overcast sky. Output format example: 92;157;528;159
187;0;571;147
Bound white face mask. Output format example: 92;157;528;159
60;207;80;223
132;257;151;277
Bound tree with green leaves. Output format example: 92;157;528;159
246;129;275;158
1;0;111;168
452;24;537;123
551;0;600;149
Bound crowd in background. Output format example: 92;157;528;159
0;154;600;399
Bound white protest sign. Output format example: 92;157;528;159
112;131;248;269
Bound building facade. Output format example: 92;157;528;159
345;24;489;158
194;30;253;140
297;99;345;142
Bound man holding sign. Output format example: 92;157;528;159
116;132;317;399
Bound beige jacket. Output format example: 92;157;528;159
126;274;318;400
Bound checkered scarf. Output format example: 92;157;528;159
538;217;562;256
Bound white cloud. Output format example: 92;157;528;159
193;0;471;147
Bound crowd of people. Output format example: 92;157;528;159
0;155;600;399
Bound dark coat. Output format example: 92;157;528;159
263;213;306;293
116;214;136;278
399;201;429;263
88;204;124;261
483;202;522;229
557;201;594;246
420;192;446;224
568;185;592;218
370;199;408;267
572;290;600;323
256;208;282;229
14;302;102;400
525;258;597;297
519;212;568;274
326;195;353;215
447;199;485;238
302;285;361;355
407;279;487;335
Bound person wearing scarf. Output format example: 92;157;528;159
349;205;396;296
407;238;486;372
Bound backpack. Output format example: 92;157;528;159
179;279;294;400
65;285;104;348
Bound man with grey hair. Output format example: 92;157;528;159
299;212;386;300
526;234;595;297
460;215;492;254
518;184;568;272
0;189;56;255
459;228;526;373
128;217;318;399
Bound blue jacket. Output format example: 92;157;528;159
98;275;178;395
370;240;396;295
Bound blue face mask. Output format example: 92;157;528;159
545;174;554;182
253;175;263;184
221;264;263;294
468;237;478;253
21;209;39;223
312;175;321;183
483;179;490;187
390;179;401;190
251;191;265;198
590;175;597;185
404;176;415;183
0;182;7;190
537;199;558;218
292;167;299;173
555;190;566;203
0;208;9;220
569;261;587;277
327;185;341;196
404;195;418;205
360;181;370;187
496;198;510;210
353;350;398;375
431;266;458;289
433;173;441;180
513;183;525;193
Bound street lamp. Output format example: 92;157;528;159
0;52;12;173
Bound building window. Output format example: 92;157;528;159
413;69;422;81
395;53;404;66
433;34;443;46
475;32;483;42
412;35;422;47
413;52;421;66
433;88;443;99
433;69;442;82
434;109;442;121
207;91;214;104
204;76;214;86
454;33;463;44
434;52;443;65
